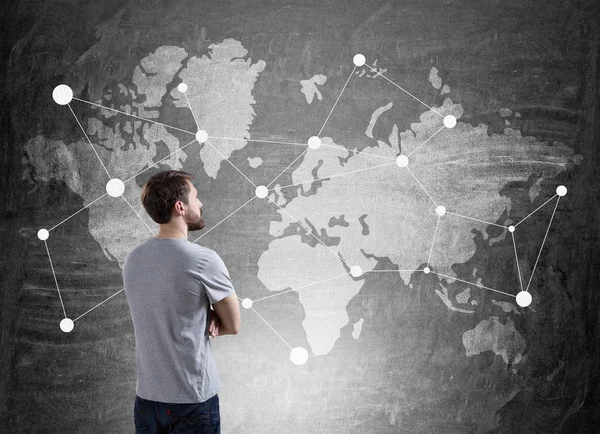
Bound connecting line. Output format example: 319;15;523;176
209;136;309;147
274;161;397;192
515;194;558;228
124;138;199;184
511;231;524;292
209;135;397;162
445;211;506;228
44;240;67;318
67;103;112;179
205;139;257;188
267;196;350;267
525;197;561;292
49;193;108;232
428;215;441;266
192;196;256;243
72;97;196;136
365;269;423;273
121;195;154;234
253;272;351;303
266;148;309;189
405;166;438;207
73;288;125;322
250;306;293;349
365;64;443;118
430;271;516;298
407;125;446;158
184;93;200;130
318;64;357;137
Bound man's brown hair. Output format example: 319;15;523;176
141;170;195;224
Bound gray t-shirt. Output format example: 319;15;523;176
123;237;235;403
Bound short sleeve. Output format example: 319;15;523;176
200;251;236;305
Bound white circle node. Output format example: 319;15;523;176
556;185;567;197
241;298;253;309
396;155;409;168
255;185;268;199
60;318;74;333
353;54;366;67
508;225;515;233
177;82;188;93
290;347;309;366
443;115;457;128
350;265;363;277
436;205;446;216
106;178;125;197
307;136;321;149
516;291;532;307
37;229;49;241
52;84;73;105
196;130;208;143
423;267;431;274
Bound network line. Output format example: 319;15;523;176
317;64;357;137
511;231;525;292
67;103;112;180
445;211;506;229
209;135;398;163
123;138;199;183
249;304;293;350
192;196;256;243
49;193;108;232
428;215;442;266
365;64;444;118
273;161;397;192
43;240;67;318
205;139;257;188
515;194;558;228
525;196;561;292
405;165;438;207
121;194;154;235
72;96;196;136
407;125;446;158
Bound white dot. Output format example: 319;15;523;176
60;318;74;333
350;265;363;277
396;155;409;167
516;291;532;307
177;82;188;93
241;298;253;309
443;115;457;128
52;84;73;105
508;225;515;233
37;229;49;241
307;136;321;149
556;185;567;197
255;185;268;198
436;205;446;216
423;267;431;274
353;54;366;67
290;347;309;365
106;178;125;197
195;130;208;143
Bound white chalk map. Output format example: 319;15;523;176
24;38;583;365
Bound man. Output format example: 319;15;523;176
123;169;241;434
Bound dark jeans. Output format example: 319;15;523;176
134;394;220;433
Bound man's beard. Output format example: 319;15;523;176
186;212;205;232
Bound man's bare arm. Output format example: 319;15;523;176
211;294;241;335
